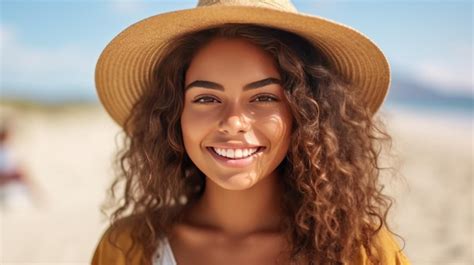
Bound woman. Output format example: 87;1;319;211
92;1;410;265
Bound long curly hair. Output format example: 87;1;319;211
101;23;398;265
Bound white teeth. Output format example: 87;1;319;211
212;147;259;159
227;149;234;158
235;149;242;158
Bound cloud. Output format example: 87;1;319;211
408;44;472;97
0;24;15;48
415;61;472;94
0;24;98;101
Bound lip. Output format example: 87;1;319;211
206;146;265;168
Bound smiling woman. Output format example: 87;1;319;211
91;1;410;265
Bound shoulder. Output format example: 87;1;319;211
356;226;411;265
91;218;145;265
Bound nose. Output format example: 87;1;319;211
219;104;250;135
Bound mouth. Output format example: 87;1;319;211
207;146;265;159
206;146;266;167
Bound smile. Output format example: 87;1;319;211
206;146;266;168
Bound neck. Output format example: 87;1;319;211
184;171;284;238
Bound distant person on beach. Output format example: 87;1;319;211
0;122;39;210
91;1;411;265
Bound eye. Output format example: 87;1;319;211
192;96;220;104
253;95;279;103
192;94;279;104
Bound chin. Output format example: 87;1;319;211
209;172;259;191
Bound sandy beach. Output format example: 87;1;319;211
0;103;472;265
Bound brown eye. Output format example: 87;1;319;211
192;96;220;104
253;95;279;103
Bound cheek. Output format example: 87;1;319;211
263;113;292;170
258;109;293;145
180;105;214;150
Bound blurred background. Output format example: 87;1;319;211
0;1;472;264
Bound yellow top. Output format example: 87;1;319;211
91;224;411;265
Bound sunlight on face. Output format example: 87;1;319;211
180;38;293;191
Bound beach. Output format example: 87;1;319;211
0;103;472;265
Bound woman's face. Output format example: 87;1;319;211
181;37;293;190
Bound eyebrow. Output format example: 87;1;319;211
185;77;282;91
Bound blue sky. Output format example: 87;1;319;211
1;0;472;102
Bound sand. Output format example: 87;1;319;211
0;103;472;265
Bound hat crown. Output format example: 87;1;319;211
197;0;297;13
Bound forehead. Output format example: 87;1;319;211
185;38;280;84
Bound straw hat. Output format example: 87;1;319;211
95;0;390;126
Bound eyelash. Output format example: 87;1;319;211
192;95;279;104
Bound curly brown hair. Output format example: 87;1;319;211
101;23;399;265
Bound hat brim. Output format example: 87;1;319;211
95;5;390;126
